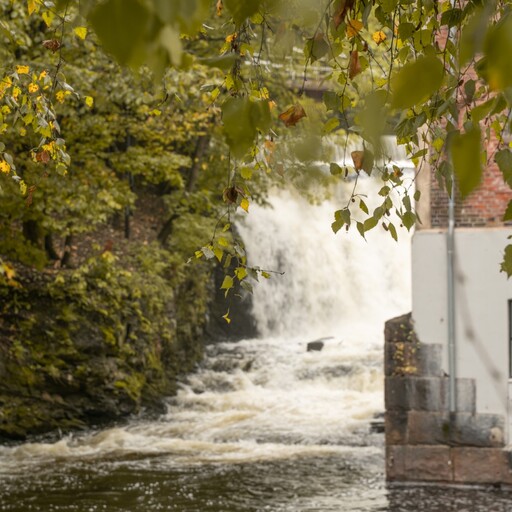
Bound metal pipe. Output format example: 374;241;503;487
446;0;459;415
447;186;456;413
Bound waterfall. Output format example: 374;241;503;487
237;177;412;345
0;164;414;512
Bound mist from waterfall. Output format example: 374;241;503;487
237;178;412;345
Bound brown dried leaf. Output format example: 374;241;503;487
351;150;364;170
216;0;223;16
35;150;50;164
278;103;307;127
333;0;354;29
223;186;238;204
42;39;62;52
25;185;36;207
348;50;362;79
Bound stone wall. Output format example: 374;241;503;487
385;313;512;486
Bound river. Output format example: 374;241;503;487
1;188;512;511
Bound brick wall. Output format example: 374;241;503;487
430;161;512;228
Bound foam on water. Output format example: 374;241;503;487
0;178;411;474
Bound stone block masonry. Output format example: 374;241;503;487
384;313;512;486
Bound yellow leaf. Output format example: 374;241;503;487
28;83;39;93
73;26;87;40
372;31;387;45
85;96;94;108
240;197;249;212
56;90;66;103
0;160;10;173
42;11;54;27
16;65;29;75
213;247;223;262
27;0;39;15
220;275;233;290
235;267;247;281
149;108;161;116
19;179;27;196
222;309;231;324
2;263;15;281
347;19;363;38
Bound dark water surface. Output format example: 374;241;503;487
0;191;508;512
1;447;512;511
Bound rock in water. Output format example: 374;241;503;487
307;340;324;352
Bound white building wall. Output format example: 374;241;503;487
412;228;512;418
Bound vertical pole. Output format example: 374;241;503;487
447;188;456;414
447;0;458;416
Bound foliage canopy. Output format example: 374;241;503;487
1;0;512;284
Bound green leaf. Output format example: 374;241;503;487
330;162;343;175
401;211;416;230
359;199;368;214
159;25;182;65
198;54;239;71
450;127;482;197
471;97;497;123
323;91;341;111
398;22;415;41
495;149;512;187
152;0;209;35
388;222;398;241
89;0;153;67
224;0;262;25
391;56;444;109
484;12;512;90
381;0;398;13
221;98;270;158
501;244;512;278
441;8;462;29
332;208;350;233
503;200;512;222
240;167;253;179
323;117;340;134
305;34;329;63
363;216;378;231
460;9;489;65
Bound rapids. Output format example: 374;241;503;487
1;182;512;510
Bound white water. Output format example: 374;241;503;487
0;179;410;469
238;184;411;342
0;179;416;511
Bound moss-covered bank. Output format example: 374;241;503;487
0;243;210;441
